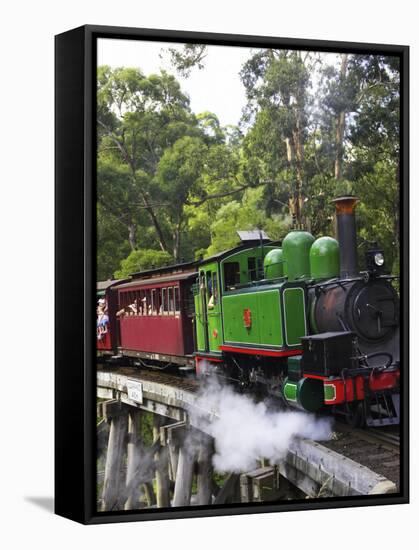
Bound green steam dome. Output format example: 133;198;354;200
310;236;340;280
263;248;284;279
282;231;315;281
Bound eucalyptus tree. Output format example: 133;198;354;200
348;55;401;270
97;66;243;270
240;49;314;227
97;66;198;257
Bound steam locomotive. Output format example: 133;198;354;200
97;196;400;427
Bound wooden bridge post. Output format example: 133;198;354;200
167;429;181;484
101;400;128;512
196;435;214;505
124;408;142;510
172;439;196;507
153;414;170;508
143;482;156;507
168;439;179;483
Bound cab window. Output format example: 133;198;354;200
224;261;240;290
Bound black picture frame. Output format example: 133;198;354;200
55;24;409;525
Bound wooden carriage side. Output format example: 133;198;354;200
116;270;197;365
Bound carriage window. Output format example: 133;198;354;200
119;291;138;315
168;287;174;315
140;290;145;315
161;288;167;314
224;261;240;290
206;272;212;298
151;289;159;315
211;273;218;305
129;291;137;315
156;288;162;315
136;290;142;315
147;289;152;315
174;287;180;313
257;258;264;279
119;292;125;310
141;289;149;315
248;257;256;281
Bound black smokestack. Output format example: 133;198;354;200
332;196;359;279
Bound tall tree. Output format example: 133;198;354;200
97;66;198;255
349;55;400;269
163;44;207;77
98;66;246;269
240;50;313;227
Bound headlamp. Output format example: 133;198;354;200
374;252;384;267
365;245;386;275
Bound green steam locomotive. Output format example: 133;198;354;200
192;196;400;427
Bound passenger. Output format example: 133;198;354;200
207;278;215;310
97;304;109;339
116;298;138;317
128;299;138;315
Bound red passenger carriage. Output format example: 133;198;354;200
114;265;197;366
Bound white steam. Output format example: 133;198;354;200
190;376;332;473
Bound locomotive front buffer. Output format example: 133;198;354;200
282;331;400;427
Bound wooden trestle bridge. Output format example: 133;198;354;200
97;367;397;512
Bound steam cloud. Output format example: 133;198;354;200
190;376;332;473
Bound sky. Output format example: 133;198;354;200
98;38;253;128
98;39;342;130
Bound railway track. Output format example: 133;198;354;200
333;421;400;452
365;428;400;449
100;366;401;451
326;421;400;488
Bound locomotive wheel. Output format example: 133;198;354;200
346;401;366;428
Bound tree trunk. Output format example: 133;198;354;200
335;54;349;181
129;170;169;254
144;203;169;254
128;223;136;251
293;129;305;228
285;136;303;228
172;218;183;263
284;82;305;229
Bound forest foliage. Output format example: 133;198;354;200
97;48;400;281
